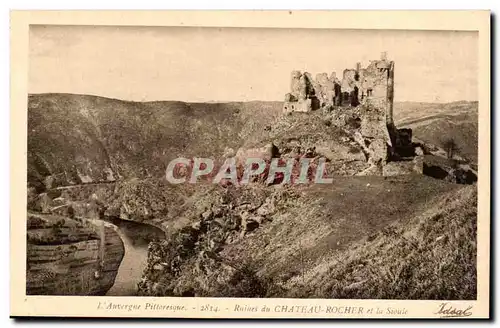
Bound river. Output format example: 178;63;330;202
104;217;166;296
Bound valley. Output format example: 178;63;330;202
26;93;478;299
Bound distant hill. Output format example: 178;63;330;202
394;101;478;164
28;93;283;190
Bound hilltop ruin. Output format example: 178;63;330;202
283;52;394;114
283;52;414;173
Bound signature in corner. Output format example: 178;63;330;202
435;302;473;318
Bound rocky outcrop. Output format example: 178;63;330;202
26;212;124;295
137;186;285;297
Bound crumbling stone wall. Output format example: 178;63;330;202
360;58;395;126
284;70;345;114
283;99;312;114
313;73;335;107
284;71;316;114
283;53;395;115
359;104;391;170
290;70;302;99
282;53;405;171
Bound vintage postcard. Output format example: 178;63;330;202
10;10;490;318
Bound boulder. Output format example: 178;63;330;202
357;163;383;176
382;158;422;176
412;155;424;174
244;219;260;233
153;263;165;271
201;209;213;220
250;215;265;225
223;147;236;158
38;193;53;213
191;221;202;231
422;155;477;184
367;138;388;166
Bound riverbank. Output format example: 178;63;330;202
105;217;165;296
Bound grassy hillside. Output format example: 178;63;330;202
284;183;477;299
395;101;478;164
136;175;475;299
222;175;463;278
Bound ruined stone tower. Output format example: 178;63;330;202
356;53;396;168
283;52;400;169
359;52;395;128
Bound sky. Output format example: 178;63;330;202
29;25;478;103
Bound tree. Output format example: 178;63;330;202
442;137;459;159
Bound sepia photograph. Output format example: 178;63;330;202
11;10;490;319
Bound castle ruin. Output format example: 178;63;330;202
283;52;413;171
283;52;394;120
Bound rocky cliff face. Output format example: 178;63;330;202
26;212;124;295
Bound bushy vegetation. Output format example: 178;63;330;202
136;185;299;297
137;195;266;297
108;179;173;220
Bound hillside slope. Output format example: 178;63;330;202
137;176;474;299
395;101;478;164
284;183;477;299
28;93;283;190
